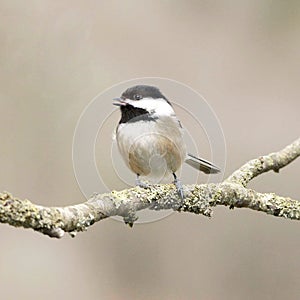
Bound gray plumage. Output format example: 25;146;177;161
114;85;221;197
185;153;221;174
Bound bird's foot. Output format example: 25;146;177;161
135;175;149;188
173;173;184;200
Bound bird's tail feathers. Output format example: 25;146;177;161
185;153;221;174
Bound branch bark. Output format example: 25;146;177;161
1;138;299;238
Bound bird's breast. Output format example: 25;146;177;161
116;119;186;179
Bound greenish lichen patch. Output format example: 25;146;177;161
0;139;300;238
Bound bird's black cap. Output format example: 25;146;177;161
121;85;169;102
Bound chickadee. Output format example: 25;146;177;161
113;85;220;198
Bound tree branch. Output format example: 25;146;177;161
225;138;300;186
1;138;299;238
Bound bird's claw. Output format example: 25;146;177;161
135;176;149;188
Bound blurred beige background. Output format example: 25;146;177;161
1;1;300;299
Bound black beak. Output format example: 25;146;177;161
113;97;127;106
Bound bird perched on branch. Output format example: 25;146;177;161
113;85;220;198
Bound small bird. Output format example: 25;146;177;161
113;85;220;198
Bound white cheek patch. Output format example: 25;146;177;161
126;98;175;117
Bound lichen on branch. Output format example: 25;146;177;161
0;138;299;238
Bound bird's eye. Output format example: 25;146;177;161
133;94;142;100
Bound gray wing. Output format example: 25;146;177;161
185;153;221;174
